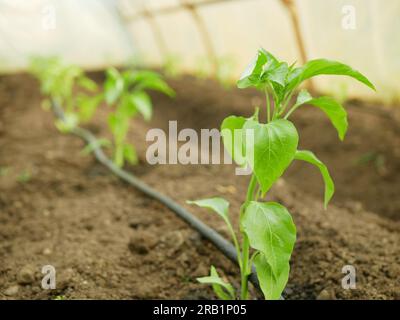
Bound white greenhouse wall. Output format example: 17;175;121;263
0;0;134;72
122;0;400;102
0;0;399;102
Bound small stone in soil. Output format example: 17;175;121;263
316;288;336;300
4;285;19;296
128;232;158;255
17;265;36;285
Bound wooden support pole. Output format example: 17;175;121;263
280;0;314;91
143;8;169;65
180;0;219;76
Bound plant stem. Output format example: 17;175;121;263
265;88;271;123
284;104;300;119
240;174;258;299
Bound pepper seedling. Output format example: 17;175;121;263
30;57;101;132
188;49;375;300
103;68;175;167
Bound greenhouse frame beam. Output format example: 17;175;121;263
123;0;247;22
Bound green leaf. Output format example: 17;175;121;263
108;113;129;144
295;150;334;208
187;197;230;225
197;266;235;300
131;91;152;121
104;68;124;105
241;201;296;278
308;97;348;141
237;51;266;89
123;143;138;165
254;253;289;300
289;59;375;91
132;71;175;97
243;119;298;194
220;116;247;166
264;62;289;87
77;76;97;92
294;91;348;140
295;89;312;105
238;48;279;89
77;93;103;122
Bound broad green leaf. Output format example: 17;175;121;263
307;97;348;141
294;90;348;140
289;59;375;91
254;253;290;300
131;91;152;121
197;266;235;300
238;48;278;89
221;116;247;166
133;73;175;97
241;201;296;278
264;62;289;87
187;197;230;225
243;119;298;194
125;70;162;84
295;150;334;208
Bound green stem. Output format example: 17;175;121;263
280;91;295;116
227;222;242;270
240;174;258;300
284;103;300;120
265;88;271;123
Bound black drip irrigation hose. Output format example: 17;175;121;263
51;101;265;296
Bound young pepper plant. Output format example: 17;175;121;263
30;57;101;132
188;48;375;300
103;68;175;167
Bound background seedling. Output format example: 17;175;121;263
30;57;101;132
189;48;375;300
17;170;32;183
31;57;175;168
103;68;175;167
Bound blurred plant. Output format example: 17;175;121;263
189;48;375;300
17;170;31;183
31;57;175;168
357;151;387;175
216;56;236;89
103;68;175;167
30;57;101;132
163;54;182;78
194;55;236;88
0;166;10;177
194;56;211;79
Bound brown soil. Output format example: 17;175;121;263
0;73;399;300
